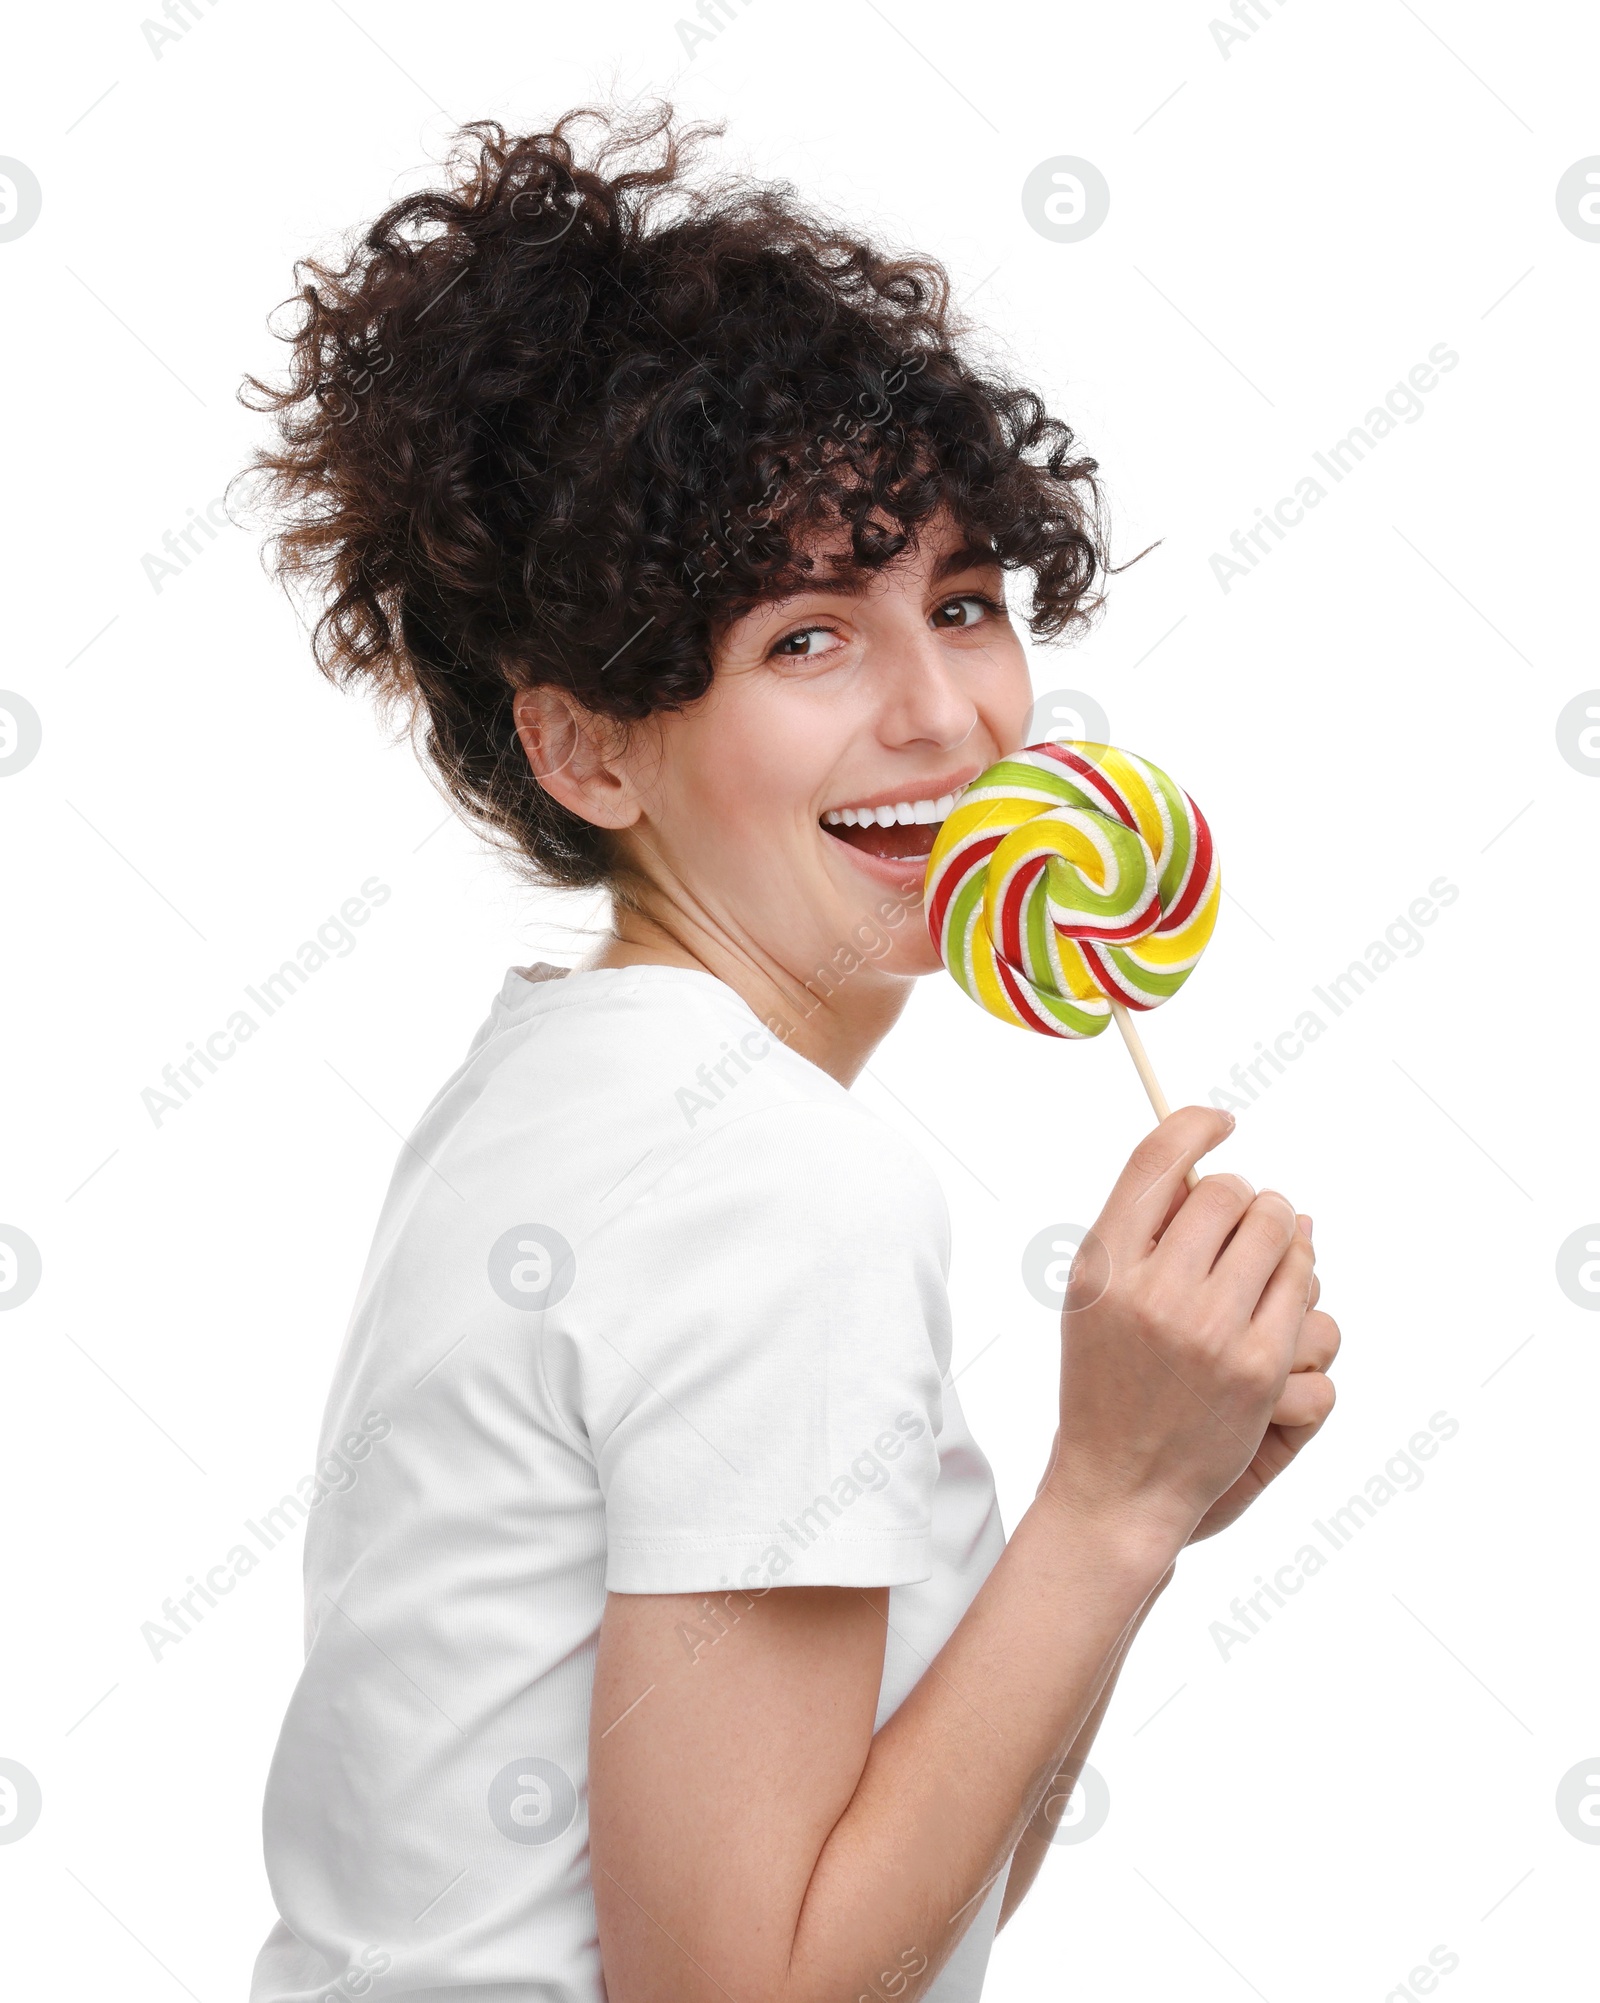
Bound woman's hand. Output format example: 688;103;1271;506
1186;1265;1339;1540
1042;1107;1336;1549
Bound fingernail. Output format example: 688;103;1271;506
1297;1214;1313;1238
1220;1110;1236;1130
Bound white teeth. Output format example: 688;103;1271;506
819;780;972;827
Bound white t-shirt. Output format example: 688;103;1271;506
251;964;1007;2003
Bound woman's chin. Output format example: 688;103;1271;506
882;935;945;978
809;827;947;974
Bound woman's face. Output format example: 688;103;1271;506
613;512;1034;990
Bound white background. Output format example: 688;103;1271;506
3;1;1597;1997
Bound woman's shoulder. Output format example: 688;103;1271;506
475;962;837;1116
466;962;943;1220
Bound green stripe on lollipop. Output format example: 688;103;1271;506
1099;948;1191;1002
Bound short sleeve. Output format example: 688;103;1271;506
556;1098;950;1595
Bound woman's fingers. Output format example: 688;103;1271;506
1209;1191;1304;1321
1289;1307;1340;1375
1061;1115;1340;1545
1270;1367;1337;1430
1095;1107;1238;1257
1149;1172;1257;1278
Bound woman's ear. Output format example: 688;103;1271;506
512;685;642;831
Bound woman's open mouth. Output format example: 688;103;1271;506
818;781;975;872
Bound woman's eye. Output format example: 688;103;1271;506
932;593;999;630
769;625;840;659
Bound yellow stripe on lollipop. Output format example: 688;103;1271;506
1092;747;1169;859
968;922;1027;1026
1129;874;1222;968
1055;936;1106;1000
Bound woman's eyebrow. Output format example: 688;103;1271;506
933;542;1002;579
757;543;1003;609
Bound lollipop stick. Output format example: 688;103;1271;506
1110;1003;1200;1194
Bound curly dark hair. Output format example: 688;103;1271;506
237;104;1124;890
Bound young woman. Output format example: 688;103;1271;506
241;106;1338;2003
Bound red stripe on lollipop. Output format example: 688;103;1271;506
993;947;1065;1036
995;849;1050;968
925;830;1003;945
1033;742;1136;828
1157;795;1214;933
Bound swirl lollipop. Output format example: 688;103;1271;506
926;740;1220;1168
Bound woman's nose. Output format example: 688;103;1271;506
876;625;980;751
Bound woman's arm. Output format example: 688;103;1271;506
592;1493;1175;2003
590;1109;1336;2003
996;1563;1171;1929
